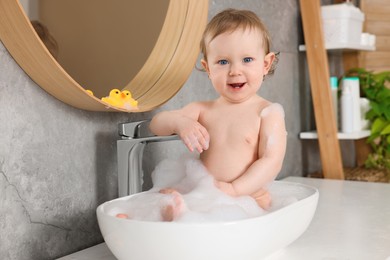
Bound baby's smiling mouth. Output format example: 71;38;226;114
228;83;245;89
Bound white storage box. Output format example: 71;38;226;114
321;3;364;45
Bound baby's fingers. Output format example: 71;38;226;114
182;134;204;153
179;123;209;153
182;135;197;152
198;126;210;150
193;127;210;152
191;134;205;153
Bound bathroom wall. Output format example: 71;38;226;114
0;0;303;259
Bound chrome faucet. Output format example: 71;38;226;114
117;120;179;197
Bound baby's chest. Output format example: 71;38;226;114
203;115;260;145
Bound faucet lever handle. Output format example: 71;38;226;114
119;120;152;138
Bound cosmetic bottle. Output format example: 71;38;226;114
342;77;361;131
341;84;353;133
330;77;339;129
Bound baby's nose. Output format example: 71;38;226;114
228;63;242;76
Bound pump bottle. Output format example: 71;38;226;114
341;84;353;133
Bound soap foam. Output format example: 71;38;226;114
107;156;298;223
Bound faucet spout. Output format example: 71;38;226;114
117;120;179;197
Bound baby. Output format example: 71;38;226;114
147;8;287;221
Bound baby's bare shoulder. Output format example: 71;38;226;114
179;101;214;119
260;102;285;118
182;101;214;112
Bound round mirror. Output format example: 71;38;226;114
0;0;208;112
35;0;170;99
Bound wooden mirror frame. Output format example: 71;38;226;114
0;0;208;112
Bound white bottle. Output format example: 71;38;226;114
343;77;361;131
330;77;339;129
341;84;354;133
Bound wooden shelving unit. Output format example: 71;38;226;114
299;0;344;179
299;0;376;178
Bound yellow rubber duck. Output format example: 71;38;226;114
101;89;123;107
121;90;138;109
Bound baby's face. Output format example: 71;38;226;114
202;28;274;104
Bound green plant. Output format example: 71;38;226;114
346;68;390;170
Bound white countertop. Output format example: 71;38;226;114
58;177;390;260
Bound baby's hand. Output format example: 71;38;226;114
176;118;210;153
214;180;237;197
251;189;272;210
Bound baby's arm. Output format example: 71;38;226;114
218;103;287;196
149;103;210;153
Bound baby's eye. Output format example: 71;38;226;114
218;59;229;65
243;57;253;63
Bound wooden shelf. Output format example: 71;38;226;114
299;43;376;52
300;130;370;140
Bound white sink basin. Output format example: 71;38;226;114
97;181;318;260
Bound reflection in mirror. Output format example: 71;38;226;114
20;0;169;98
31;20;59;59
1;0;208;112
